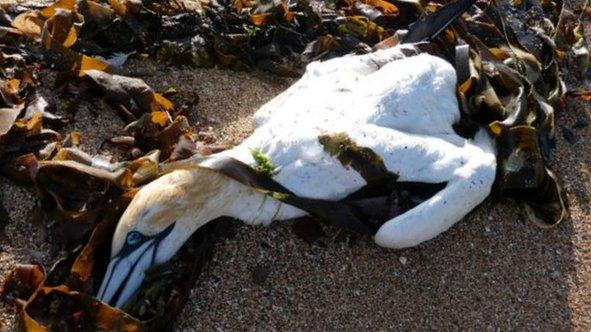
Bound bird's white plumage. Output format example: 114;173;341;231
201;46;496;248
100;45;498;307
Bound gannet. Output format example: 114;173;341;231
97;45;497;307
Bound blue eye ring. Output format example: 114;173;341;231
126;231;142;246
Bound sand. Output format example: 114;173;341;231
1;20;591;332
173;96;591;330
0;62;589;331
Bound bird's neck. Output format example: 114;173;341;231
174;166;277;236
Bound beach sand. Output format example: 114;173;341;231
1;40;590;332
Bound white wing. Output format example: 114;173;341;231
225;50;470;196
208;47;497;247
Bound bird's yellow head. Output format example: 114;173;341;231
97;168;228;307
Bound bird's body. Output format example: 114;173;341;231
201;49;496;237
99;45;497;308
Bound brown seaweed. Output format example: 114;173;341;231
318;132;399;185
0;0;580;329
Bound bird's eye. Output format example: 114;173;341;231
126;231;142;246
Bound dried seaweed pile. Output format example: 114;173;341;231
0;0;589;330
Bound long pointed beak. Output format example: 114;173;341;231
97;239;157;308
97;222;176;308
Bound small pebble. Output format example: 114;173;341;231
251;265;271;285
572;119;588;130
560;126;578;145
398;256;408;266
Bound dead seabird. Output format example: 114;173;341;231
97;44;496;308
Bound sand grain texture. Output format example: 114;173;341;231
1;61;590;332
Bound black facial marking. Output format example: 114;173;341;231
126;231;142;245
118;231;149;257
110;241;154;306
154;221;176;241
103;222;177;306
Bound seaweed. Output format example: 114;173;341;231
0;0;582;328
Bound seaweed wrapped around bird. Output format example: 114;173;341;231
0;0;573;329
